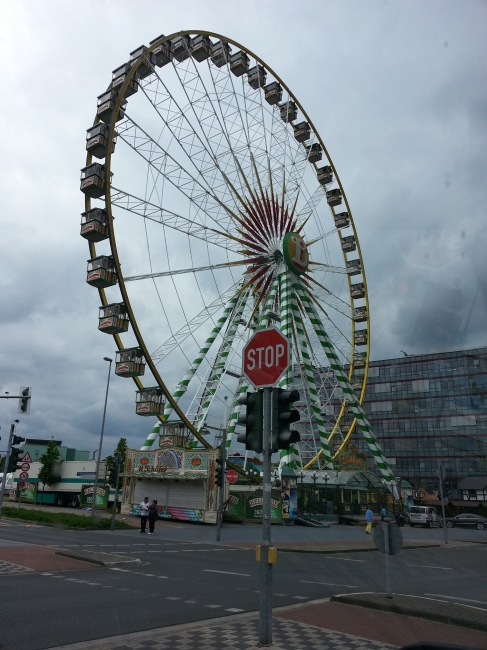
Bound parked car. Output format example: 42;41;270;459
443;513;487;530
408;506;442;528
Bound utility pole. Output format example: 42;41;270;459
0;422;18;521
110;454;121;532
438;461;448;545
259;386;273;646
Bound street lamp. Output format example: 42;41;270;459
311;471;321;515
91;357;112;517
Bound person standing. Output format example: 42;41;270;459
139;497;149;534
365;504;373;534
381;506;387;521
148;499;158;535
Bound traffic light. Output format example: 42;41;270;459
8;447;24;473
12;435;25;446
108;454;120;487
237;391;263;453
215;457;224;488
272;388;301;450
18;387;32;414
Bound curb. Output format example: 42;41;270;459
277;543;441;554
55;550;141;568
331;593;487;633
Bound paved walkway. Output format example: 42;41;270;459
45;597;487;650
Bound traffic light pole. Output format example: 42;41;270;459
0;423;16;521
216;426;228;542
259;387;273;647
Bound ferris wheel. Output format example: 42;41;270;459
80;30;395;483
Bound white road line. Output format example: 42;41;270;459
109;568;130;572
407;565;453;570
82;545;96;547
165;597;180;600
274;593;287;596
180;549;195;552
425;593;487;606
226;608;245;612
292;596;308;600
197;549;210;552
301;580;358;588
40;572;54;576
202;569;250;577
147;551;162;553
185;600;198;604
325;557;365;562
157;576;169;579
166;550;179;553
116;544;130;546
206;604;222;608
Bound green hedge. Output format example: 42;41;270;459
2;507;131;529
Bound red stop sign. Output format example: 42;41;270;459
226;469;238;484
242;327;289;388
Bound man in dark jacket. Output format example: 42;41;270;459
148;500;158;535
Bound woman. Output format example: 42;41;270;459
148;499;158;535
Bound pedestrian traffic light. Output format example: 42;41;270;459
237;391;263;453
18;387;32;414
272;388;301;450
8;447;24;473
215;457;224;488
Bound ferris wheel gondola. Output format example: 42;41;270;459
80;30;395;484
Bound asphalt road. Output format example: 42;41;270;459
0;522;486;650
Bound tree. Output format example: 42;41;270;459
105;438;128;489
38;440;61;505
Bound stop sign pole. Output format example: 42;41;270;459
242;327;289;647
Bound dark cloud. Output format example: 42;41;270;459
1;0;485;454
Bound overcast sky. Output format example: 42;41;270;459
1;0;485;457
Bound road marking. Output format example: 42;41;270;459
117;588;129;591
226;608;245;612
425;594;487;607
109;568;130;572
147;551;162;553
197;549;210;552
301;580;358;588
180;549;195;552
274;593;287;596
407;565;453;570
185;600;198;604
206;604;222;608
87;582;102;586
41;572;54;576
116;544;130;546
166;550;179;553
292;596;308;600
325;557;365;562
157;576;169;579
203;569;250;577
148;544;161;546
82;544;97;547
165;596;180;600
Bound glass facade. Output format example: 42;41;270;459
347;347;487;489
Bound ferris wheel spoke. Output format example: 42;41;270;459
140;67;246;214
149;283;240;364
187;291;249;432
123;259;250;283
116;114;241;234
289;272;333;469
110;187;238;253
294;279;395;484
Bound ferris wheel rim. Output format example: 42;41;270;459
84;29;371;461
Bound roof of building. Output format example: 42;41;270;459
458;476;487;490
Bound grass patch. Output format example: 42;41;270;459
2;507;131;529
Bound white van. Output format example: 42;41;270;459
409;506;442;528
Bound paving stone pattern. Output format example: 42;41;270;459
0;559;34;575
66;616;396;650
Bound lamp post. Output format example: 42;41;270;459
298;471;305;516
311;471;321;515
91;357;112;517
323;472;329;514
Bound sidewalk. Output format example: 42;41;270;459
45;595;487;650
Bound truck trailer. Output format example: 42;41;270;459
11;460;107;508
